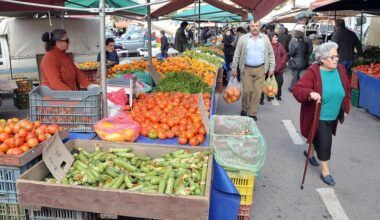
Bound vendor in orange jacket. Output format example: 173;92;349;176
40;29;90;90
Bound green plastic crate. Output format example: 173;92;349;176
133;71;152;86
0;203;27;220
351;89;359;107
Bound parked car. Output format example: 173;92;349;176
115;30;146;53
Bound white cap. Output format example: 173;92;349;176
294;25;305;32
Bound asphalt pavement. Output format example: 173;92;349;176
215;68;380;220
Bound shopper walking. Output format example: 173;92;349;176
267;32;287;101
277;26;291;54
222;29;235;78
160;30;169;58
174;21;188;53
231;20;275;121
292;42;351;186
288;29;310;92
331;19;363;79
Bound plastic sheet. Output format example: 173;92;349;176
211;115;267;175
357;71;380;117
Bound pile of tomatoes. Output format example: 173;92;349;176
355;64;380;78
129;92;211;146
0;118;60;156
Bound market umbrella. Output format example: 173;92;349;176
310;0;380;16
64;0;147;16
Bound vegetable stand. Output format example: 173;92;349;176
354;70;380;117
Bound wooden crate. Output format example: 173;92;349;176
17;140;213;220
0;130;68;167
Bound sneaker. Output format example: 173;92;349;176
240;110;247;116
249;115;257;121
320;174;336;186
303;150;320;166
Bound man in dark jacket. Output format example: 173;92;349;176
160;30;169;58
174;21;188;53
331;19;363;78
277;26;291;53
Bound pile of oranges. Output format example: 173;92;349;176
109;57;216;87
129;92;211;146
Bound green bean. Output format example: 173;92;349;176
124;175;134;188
78;152;89;164
138;155;151;161
165;173;175;194
119;183;127;190
129;184;143;191
93;152;106;160
131;157;138;164
110;148;132;153
162;166;173;180
114;159;137;172
150;176;161;185
111;174;125;189
170;162;190;169
158;178;167;193
200;163;208;196
131;172;146;178
115;152;136;158
105;167;119;178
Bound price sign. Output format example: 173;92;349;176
198;93;210;133
42;133;74;181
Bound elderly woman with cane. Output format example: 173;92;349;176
293;42;351;186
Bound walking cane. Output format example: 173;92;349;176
300;101;320;189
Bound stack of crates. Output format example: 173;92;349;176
215;68;224;93
351;71;359;90
228;172;255;220
0;157;41;220
13;78;33;109
351;89;360;107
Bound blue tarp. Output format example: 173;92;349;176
357;71;380;117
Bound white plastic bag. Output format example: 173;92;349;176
223;77;241;104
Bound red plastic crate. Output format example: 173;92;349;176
237;205;251;220
81;68;98;84
351;71;359;89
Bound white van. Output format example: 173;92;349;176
0;17;100;84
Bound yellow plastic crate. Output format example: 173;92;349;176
228;172;255;205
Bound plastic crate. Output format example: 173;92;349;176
237;205;251;220
351;89;360;107
0;203;27;220
81;68;98;84
228;172;255;205
0;156;41;204
29;207;99;220
29;86;101;132
351;71;359;89
133;71;152;86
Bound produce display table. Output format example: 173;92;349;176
357;71;380;117
63;132;241;219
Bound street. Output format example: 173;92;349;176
216;68;380;220
0;68;379;220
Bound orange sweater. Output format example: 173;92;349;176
40;47;90;90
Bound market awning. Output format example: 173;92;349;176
229;0;288;20
310;0;380;16
170;4;252;23
151;0;247;20
0;0;147;17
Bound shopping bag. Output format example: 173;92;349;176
262;75;278;97
223;76;241;104
94;112;140;142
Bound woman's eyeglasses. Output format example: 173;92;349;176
58;38;70;43
326;55;339;60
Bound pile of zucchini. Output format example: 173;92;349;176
45;147;210;196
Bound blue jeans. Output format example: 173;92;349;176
339;60;353;78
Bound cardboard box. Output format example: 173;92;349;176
17;139;212;220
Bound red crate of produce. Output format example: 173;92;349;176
237;205;252;220
80;68;98;84
351;70;359;89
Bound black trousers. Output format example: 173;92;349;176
313;120;336;161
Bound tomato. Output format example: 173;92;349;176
34;121;41;128
185;130;194;139
18;128;27;138
37;134;47;142
198;127;207;135
3;126;12;134
0;133;9;142
26;132;36;140
47;124;59;134
5;138;16;148
196;134;205;144
27;138;39;148
14;137;24;147
20;145;30;152
189;137;200;146
147;129;158;139
140;128;149;137
0;143;9;152
45;133;52;140
6;148;13;155
35;127;45;136
166;130;175;139
12;124;21;134
24;122;34;132
158;131;166;140
11;147;23;156
178;136;188;145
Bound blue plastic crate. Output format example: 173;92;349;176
0;202;27;220
29;207;99;220
0;156;41;204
